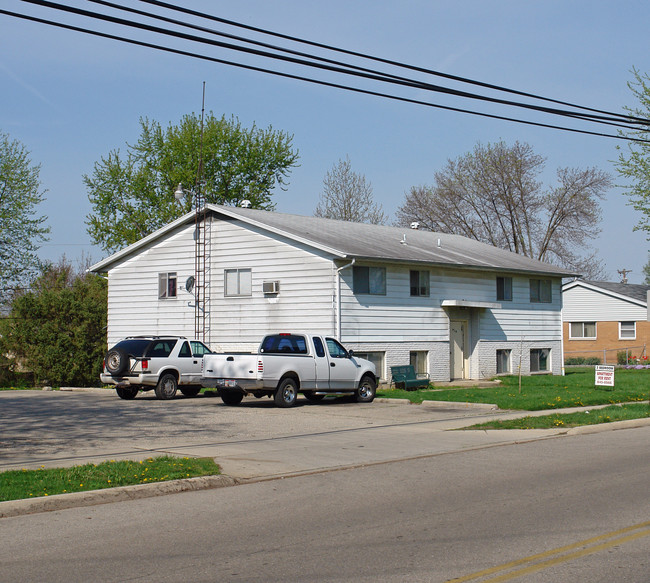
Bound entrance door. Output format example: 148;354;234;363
450;320;467;379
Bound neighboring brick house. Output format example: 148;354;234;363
562;280;650;364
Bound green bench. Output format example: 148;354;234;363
390;365;430;390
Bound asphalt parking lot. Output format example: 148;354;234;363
0;388;503;473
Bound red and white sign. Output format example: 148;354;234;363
595;365;615;387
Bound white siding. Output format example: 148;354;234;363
207;219;336;347
106;224;196;346
563;286;647;321
340;264;563;343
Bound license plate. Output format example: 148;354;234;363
217;379;237;388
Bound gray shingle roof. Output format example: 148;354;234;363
90;204;578;277
219;205;577;276
578;280;650;304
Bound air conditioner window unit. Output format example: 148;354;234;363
263;280;280;294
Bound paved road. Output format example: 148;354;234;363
1;425;649;582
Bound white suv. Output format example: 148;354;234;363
101;336;213;400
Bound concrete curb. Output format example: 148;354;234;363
0;474;238;519
375;398;498;410
421;400;499;410
566;416;650;435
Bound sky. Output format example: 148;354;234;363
2;0;649;283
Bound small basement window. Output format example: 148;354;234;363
496;349;511;374
530;348;550;372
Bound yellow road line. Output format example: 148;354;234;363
447;520;650;583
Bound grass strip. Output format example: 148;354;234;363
0;456;220;503
466;403;650;430
377;368;649;410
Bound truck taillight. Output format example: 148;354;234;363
258;360;263;373
141;359;149;370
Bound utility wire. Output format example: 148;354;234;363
20;0;645;131
3;6;648;143
137;0;649;127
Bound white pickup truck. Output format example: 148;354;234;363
201;333;377;407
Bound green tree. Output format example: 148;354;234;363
616;68;650;239
85;113;299;253
0;131;49;309
0;258;107;387
396;141;611;278
643;253;650;284
314;156;387;224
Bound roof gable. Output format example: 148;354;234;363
562;279;649;307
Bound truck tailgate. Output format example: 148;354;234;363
202;354;258;379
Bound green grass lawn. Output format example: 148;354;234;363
377;367;649;410
0;456;220;503
468;403;650;430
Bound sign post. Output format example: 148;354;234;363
595;365;615;388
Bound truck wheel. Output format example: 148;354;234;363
116;387;138;400
220;390;244;406
155;373;178;400
274;378;298;408
105;347;129;376
180;386;201;397
355;375;377;403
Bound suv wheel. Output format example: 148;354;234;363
116;386;138;400
105;347;129;376
155;373;178;400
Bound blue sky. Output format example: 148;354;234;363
2;0;649;283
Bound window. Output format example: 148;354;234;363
530;348;550;372
325;337;350;358
353;266;386;295
529;279;552;303
312;337;326;358
355;351;385;379
496;277;513;301
146;340;177;358
496;349;511;374
260;334;308;354
225;268;252;297
158;272;177;299
410;270;430;297
569;322;597;339
409;351;428;375
619;321;636;340
190;341;213;356
179;342;192;358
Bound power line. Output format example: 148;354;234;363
137;0;649;126
4;3;649;142
19;0;646;132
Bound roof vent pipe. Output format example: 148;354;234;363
410;222;420;230
437;238;442;248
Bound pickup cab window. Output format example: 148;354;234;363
260;334;308;354
312;337;326;358
326;338;349;359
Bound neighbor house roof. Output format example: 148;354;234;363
89;204;578;277
562;279;650;306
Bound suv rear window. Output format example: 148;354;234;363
114;339;153;357
260;334;308;354
145;339;178;358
